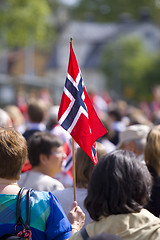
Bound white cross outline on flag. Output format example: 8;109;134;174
58;71;89;134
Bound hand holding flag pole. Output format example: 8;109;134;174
58;38;107;201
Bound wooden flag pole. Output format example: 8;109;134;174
72;138;76;201
70;37;76;202
70;37;73;46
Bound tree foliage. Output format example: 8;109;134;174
70;0;160;23
101;36;160;102
0;0;55;49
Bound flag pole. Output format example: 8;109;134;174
70;37;76;202
72;138;76;201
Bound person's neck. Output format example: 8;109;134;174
0;178;18;185
0;178;20;194
32;166;55;178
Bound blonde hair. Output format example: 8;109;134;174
4;105;25;129
96;142;107;160
75;142;107;188
144;125;160;172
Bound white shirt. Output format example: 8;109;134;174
18;170;64;192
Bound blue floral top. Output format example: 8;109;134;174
0;191;72;240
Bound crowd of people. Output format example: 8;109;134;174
1;86;160;239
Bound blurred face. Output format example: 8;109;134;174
120;141;141;156
47;146;66;176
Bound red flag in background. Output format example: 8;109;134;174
58;42;107;164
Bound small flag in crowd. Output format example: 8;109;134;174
58;41;107;164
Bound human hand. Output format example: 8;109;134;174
67;201;85;232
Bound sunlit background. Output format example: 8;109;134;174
0;0;160;107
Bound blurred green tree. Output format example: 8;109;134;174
70;0;160;23
0;0;55;50
101;36;159;102
144;52;160;99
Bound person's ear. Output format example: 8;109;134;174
39;153;48;165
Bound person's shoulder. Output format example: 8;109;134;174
19;171;28;178
30;189;51;201
30;189;64;203
31;190;65;209
18;171;29;183
36;174;64;191
39;174;62;185
30;190;70;215
140;208;160;220
23;129;35;137
50;177;64;190
18;170;37;183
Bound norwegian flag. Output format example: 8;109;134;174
58;42;107;164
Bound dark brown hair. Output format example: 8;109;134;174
28;132;63;167
85;150;152;221
27;99;45;123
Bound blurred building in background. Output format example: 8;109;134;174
0;11;160;107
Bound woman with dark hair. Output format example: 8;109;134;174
70;150;160;240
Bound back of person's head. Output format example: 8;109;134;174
144;125;160;172
117;124;150;153
28;131;63;167
27;99;46;123
108;109;122;122
115;100;128;117
85;150;152;221
0;127;27;180
0;109;12;128
88;232;122;240
4;105;25;129
151;110;160;125
46;105;59;130
76;143;107;188
96;142;107;161
128;106;151;125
